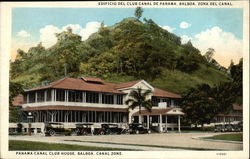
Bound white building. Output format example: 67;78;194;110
17;77;184;133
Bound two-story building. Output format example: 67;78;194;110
19;77;184;133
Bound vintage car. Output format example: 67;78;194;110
44;122;73;136
214;124;226;132
225;124;235;132
71;123;94;136
98;124;129;135
128;123;151;134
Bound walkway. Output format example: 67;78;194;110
9;132;242;151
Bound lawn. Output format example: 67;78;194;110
9;140;132;151
206;133;243;142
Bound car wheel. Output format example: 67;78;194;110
99;131;105;135
125;130;130;135
71;130;78;136
49;130;55;136
82;131;87;136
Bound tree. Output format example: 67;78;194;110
9;82;24;122
204;48;215;62
212;82;236;114
125;88;152;113
181;84;219;127
134;7;143;20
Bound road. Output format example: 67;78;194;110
9;132;242;151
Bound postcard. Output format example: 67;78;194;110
0;1;249;159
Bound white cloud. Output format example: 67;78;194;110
180;21;191;29
38;22;102;48
12;22;103;60
39;25;61;48
17;30;31;37
62;24;82;34
80;22;102;40
181;35;192;44
161;25;176;33
192;26;242;67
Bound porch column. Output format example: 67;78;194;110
51;89;54;101
165;115;168;132
147;115;149;129
27;94;29;103
178;115;181;133
44;90;47;102
83;92;86;103
54;89;57;101
159;114;163;132
65;90;68;102
139;115;142;124
99;93;102;104
35;92;37;103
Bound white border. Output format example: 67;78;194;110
0;1;249;159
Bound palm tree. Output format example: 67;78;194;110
125;87;152;114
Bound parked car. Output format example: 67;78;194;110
71;123;93;136
237;121;243;131
231;124;241;132
44;122;73;136
128;123;151;134
98;124;129;135
225;124;235;132
214;124;226;132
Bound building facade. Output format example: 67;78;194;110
19;77;184;133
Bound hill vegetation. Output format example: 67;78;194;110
10;17;230;94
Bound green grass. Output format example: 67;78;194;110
9;140;133;151
65;140;222;151
205;133;243;142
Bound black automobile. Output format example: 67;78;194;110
98;124;128;135
237;121;243;131
231;124;241;132
71;123;94;136
214;124;226;132
44;122;74;136
225;124;235;132
128;123;151;134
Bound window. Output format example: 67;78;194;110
29;92;36;103
152;96;160;106
86;92;99;103
23;93;28;104
37;90;45;102
56;89;65;101
173;100;179;106
68;90;82;102
46;89;51;101
117;95;123;105
102;94;114;104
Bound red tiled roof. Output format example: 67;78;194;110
133;108;172;116
153;88;181;98
81;77;103;83
27;78;124;94
115;80;141;89
12;95;23;106
233;105;242;111
26;78;181;98
22;106;128;112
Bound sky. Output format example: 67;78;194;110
12;8;243;67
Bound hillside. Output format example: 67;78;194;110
10;17;231;94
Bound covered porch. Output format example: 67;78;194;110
132;108;185;133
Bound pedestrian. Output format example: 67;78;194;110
91;125;94;136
